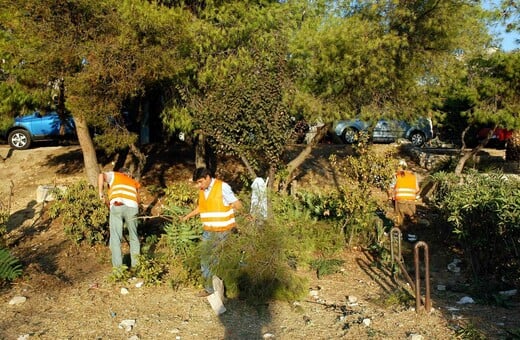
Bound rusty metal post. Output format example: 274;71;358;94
390;227;402;266
414;241;431;313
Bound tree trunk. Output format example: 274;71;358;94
454;126;494;176
75;115;100;187
454;142;486;176
129;143;146;181
277;124;329;192
195;133;206;170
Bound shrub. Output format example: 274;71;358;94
292;149;390;249
431;170;520;286
157;181;204;286
48;181;108;245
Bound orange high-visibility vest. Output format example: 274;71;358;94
108;172;140;204
394;171;418;201
199;179;236;232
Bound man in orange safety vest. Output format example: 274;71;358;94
388;159;419;231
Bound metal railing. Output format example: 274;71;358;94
389;227;431;313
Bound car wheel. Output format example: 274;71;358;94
410;131;425;147
8;129;31;150
342;127;359;144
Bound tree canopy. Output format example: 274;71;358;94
0;0;518;183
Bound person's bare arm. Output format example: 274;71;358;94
182;206;200;221
231;200;243;212
98;173;106;200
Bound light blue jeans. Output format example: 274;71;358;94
201;230;229;293
109;205;140;268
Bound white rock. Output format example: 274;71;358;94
17;334;30;340
362;318;371;326
128;336;140;340
263;333;275;339
118;319;136;331
135;281;144;288
9;296;27;305
347;295;358;304
120;287;129;295
309;290;319;297
409;334;423;340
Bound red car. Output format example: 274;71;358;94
477;127;514;147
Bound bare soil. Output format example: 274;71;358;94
0;142;519;339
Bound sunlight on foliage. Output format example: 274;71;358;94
48;181;109;245
430;170;520;286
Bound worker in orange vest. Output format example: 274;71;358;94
98;167;141;269
388;159;419;231
182;167;243;298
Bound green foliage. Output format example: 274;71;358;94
381;288;414;309
309;258;344;279
215;219;309;303
161;181;201;257
156;181;202;286
505;327;520;339
107;265;131;283
294;184;385;249
292;148;391;249
454;322;486;340
163;220;202;258
0;247;23;281
430;170;520;284
48;181;108;245
333;148;397;191
134;254;169;286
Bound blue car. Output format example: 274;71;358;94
333;117;433;147
6;111;76;150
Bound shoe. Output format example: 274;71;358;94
196;289;212;297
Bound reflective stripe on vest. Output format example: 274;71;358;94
395;171;418;201
199;179;236;232
108;172;139;203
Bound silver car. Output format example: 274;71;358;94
333;117;433;147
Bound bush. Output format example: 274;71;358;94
431;170;520;286
48;181;109;245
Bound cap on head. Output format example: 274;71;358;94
398;159;407;169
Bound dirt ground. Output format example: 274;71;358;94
0;142;519;339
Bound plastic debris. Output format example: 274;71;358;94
457;296;475;304
207;292;226;315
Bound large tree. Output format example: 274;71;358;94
0;0;195;185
